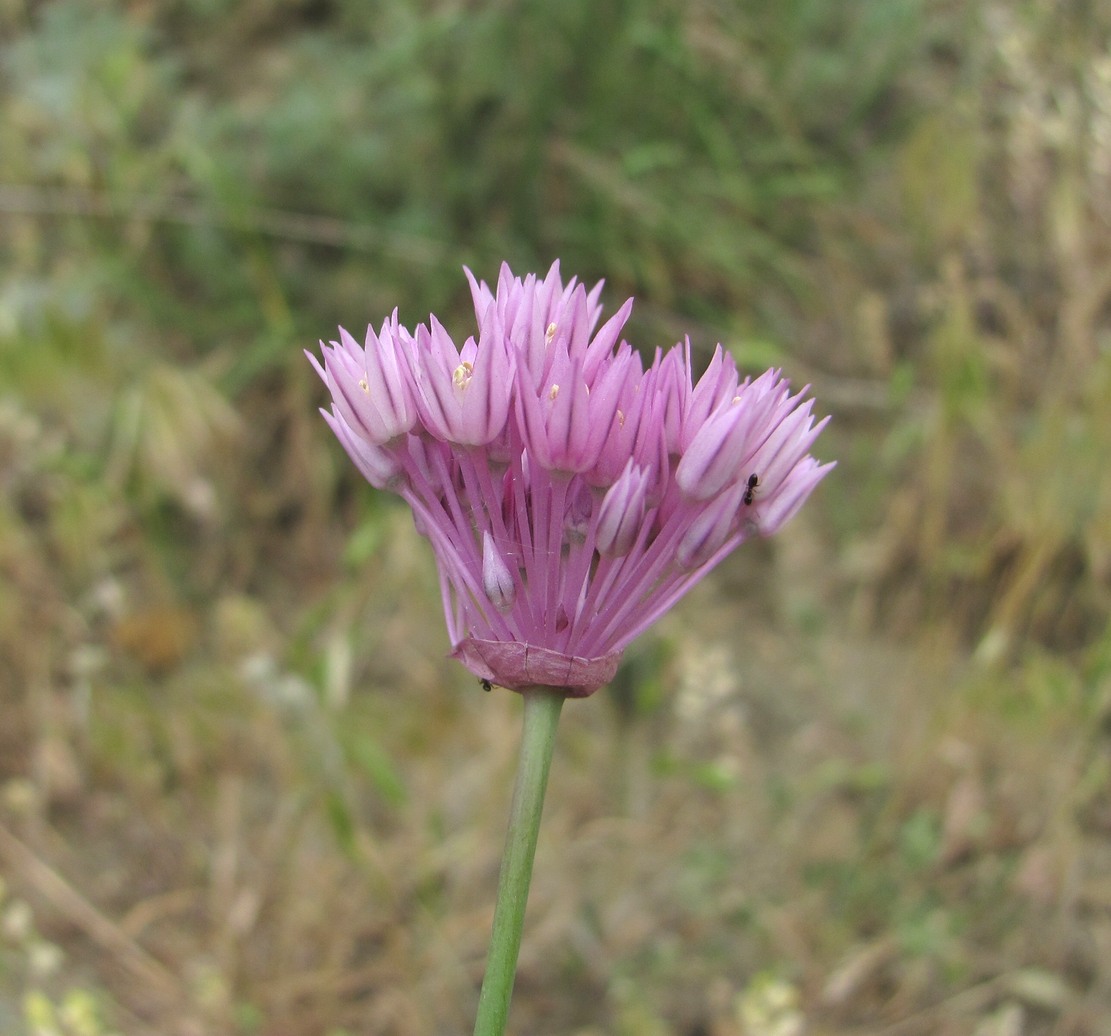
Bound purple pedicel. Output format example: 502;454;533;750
310;262;834;697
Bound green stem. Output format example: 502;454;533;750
473;687;565;1036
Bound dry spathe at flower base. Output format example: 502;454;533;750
310;262;833;696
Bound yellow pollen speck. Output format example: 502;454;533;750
549;384;560;401
616;408;625;427
545;322;557;345
358;376;370;394
452;361;474;389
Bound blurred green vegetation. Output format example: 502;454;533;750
2;0;1110;1034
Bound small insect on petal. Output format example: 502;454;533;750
742;473;759;506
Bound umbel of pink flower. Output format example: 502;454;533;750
309;263;833;697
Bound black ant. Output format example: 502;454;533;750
480;679;493;692
742;473;759;506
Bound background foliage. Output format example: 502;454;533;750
2;0;1110;1034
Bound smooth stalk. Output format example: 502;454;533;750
472;686;565;1036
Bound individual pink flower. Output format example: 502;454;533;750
412;311;515;446
309;262;833;697
307;312;418;446
595;460;651;558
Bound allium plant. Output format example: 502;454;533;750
309;262;832;1035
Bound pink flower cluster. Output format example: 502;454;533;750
310;263;832;696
